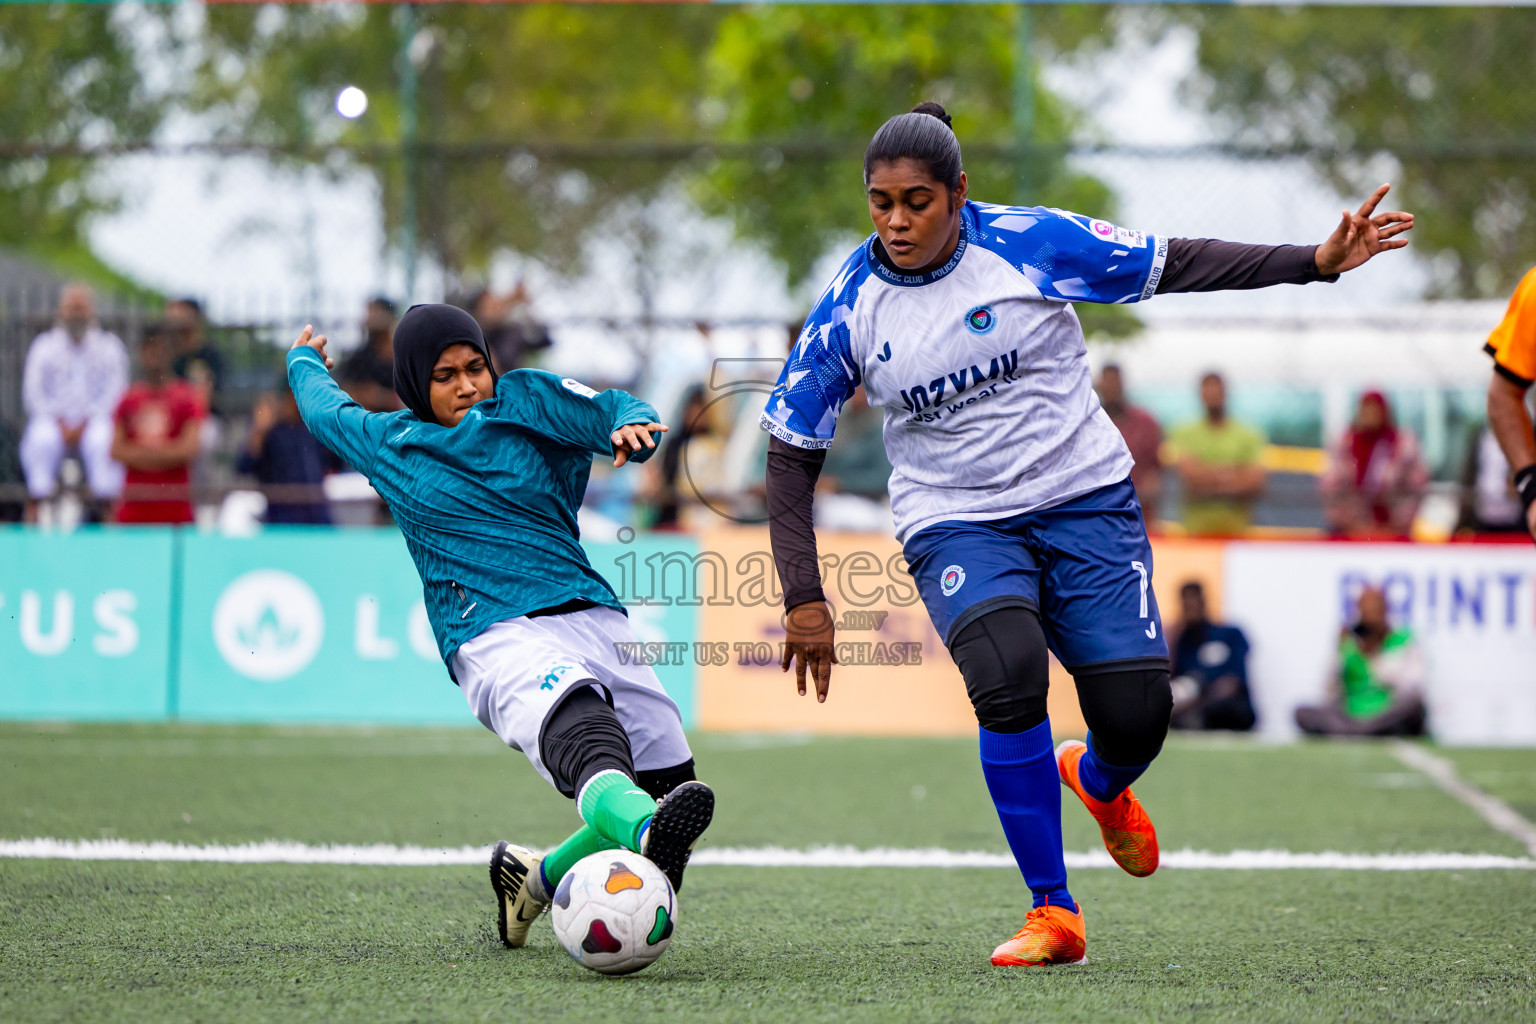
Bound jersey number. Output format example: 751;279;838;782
1131;561;1156;640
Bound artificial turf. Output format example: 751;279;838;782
1;723;1534;1022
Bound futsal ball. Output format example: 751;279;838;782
549;850;677;975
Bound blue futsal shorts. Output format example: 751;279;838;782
903;478;1168;673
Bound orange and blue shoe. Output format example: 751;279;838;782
1056;739;1159;878
990;901;1087;967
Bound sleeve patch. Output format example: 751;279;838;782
1088;220;1147;249
561;377;599;400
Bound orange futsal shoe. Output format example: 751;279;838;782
990;902;1087;967
1056;739;1159;878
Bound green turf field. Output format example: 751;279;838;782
2;723;1534;1022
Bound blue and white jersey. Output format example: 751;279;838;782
762;200;1167;542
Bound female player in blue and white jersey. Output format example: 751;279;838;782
764;102;1412;966
287;303;713;954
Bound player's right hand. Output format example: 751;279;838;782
781;600;838;703
291;324;334;370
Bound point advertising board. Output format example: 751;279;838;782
1225;542;1536;744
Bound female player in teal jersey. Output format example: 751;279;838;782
287;303;713;951
765;101;1412;966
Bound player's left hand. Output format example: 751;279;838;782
1315;184;1413;275
612;422;668;467
290;324;334;370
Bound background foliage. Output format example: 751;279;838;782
4;5;1536;302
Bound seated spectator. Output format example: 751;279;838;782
650;384;712;530
816;388;893;532
166;297;223;415
238;383;333;525
1320;390;1427;538
166;297;223;503
465;282;552;372
1169;581;1256;732
340;297;403;413
1095;363;1164;522
110;325;205;525
1169;372;1266;536
0;420;24;522
1458;421;1530;534
1295;586;1426;737
19;281;128;521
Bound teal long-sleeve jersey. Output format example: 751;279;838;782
286;345;659;674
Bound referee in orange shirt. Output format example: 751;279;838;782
1485;266;1536;541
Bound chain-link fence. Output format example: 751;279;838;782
2;137;1526;535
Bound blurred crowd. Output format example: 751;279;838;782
3;282;554;528
1167;578;1426;737
1;283;1500;739
3;283;1532;544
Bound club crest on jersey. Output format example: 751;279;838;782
964;306;996;335
940;565;966;597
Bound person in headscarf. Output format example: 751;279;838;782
284;303;713;951
1320;390;1428;537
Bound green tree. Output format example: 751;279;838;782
694;5;1134;335
0;6;164;287
1170;7;1536;297
189;3;723;284
696;5;1117;287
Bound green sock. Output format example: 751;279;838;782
541;825;617;892
578;769;657;852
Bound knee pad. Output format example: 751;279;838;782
1075;667;1173;767
948;606;1051;734
540;685;634;797
635;760;696;801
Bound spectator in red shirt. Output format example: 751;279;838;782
110;324;205;524
1095;363;1165;522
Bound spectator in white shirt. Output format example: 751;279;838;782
19;282;129;520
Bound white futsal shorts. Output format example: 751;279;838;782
452;604;692;791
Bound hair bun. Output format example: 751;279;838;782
910;101;953;129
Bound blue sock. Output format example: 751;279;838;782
978;719;1074;910
1077;731;1151;803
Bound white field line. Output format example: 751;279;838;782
0;838;1531;871
1392;742;1536;858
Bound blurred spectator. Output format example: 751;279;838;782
166;297;223;414
1169;581;1256;732
1169;372;1266;536
238;384;333;525
110;324;205;525
19;282;128;522
1320;390;1427;538
340;297;402;413
0;421;24;522
1458;422;1530;533
1295;586;1426;737
816;388;894;532
166;297;223;505
1095;363;1163;521
650;384;718;529
466;282;552;371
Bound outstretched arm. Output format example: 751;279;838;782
286;325;389;475
767;436;838;702
1157;185;1412;294
497;370;667;467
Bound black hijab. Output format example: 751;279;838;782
392;303;498;425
